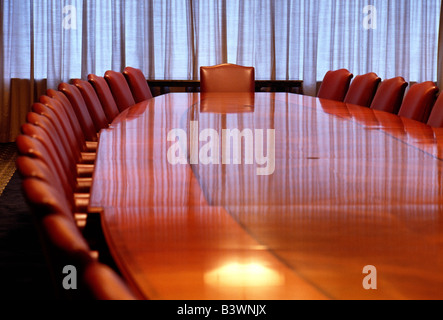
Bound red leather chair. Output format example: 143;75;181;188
20;176;135;300
59;83;98;142
44;90;97;152
25;109;94;179
427;93;443;128
16;156;67;202
398;81;438;123
20;124;74;186
16;149;89;199
344;72;381;107
123;67;153;103
35;210;94;292
88;74;120;123
39;94;85;152
25;111;80;170
31;102;95;165
20;173;74;219
16;133;91;218
317;69;353;101
104;70;136;112
370;77;408;114
200;63;255;93
18;124;92;216
39;212;93;265
72;79;109;131
21;178;96;297
19;122;91;189
81;261;139;300
16;134;65;186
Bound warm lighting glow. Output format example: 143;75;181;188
204;262;284;287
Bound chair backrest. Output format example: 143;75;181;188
88;74;120;123
20;175;130;300
123;67;153;103
34;201;95;299
39;212;93;266
317;69;354;101
370;77;408;114
344;72;381;107
427;93;443;128
16;156;67;202
398;81;438;123
20;122;75;182
45;90;88;149
200;63;255;93
104;70;136;112
26;111;78;169
72;79;109;131
20;175;73;219
81;262;139;300
16;131;75;202
32;102;84;163
58;83;98;142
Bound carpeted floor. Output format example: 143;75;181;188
0;143;56;300
0;143;17;196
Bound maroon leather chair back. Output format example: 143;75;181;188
19;124;76;194
370;77;408;114
104;70;136;112
45;90;88;147
344;72;381;107
317;69;353;102
398;81;438;123
16;134;74;205
40;212;92;264
88;74;120;123
32;101;83;162
72;79;109;131
16;156;66;201
427;93;443;128
17;158;72;215
81;262;139;300
59;83;98;142
123;67;153;103
200;63;255;93
26;111;77;170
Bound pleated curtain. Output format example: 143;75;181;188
0;0;441;142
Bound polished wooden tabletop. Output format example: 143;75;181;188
89;92;443;300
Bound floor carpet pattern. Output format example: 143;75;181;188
0;143;17;196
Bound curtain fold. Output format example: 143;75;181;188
437;0;443;89
0;0;441;142
302;0;319;96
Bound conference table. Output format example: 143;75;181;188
89;92;443;300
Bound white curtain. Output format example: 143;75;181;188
0;0;441;142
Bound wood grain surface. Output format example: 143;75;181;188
90;93;443;300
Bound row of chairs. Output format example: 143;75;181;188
317;69;443;128
15;67;152;300
198;64;443;129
